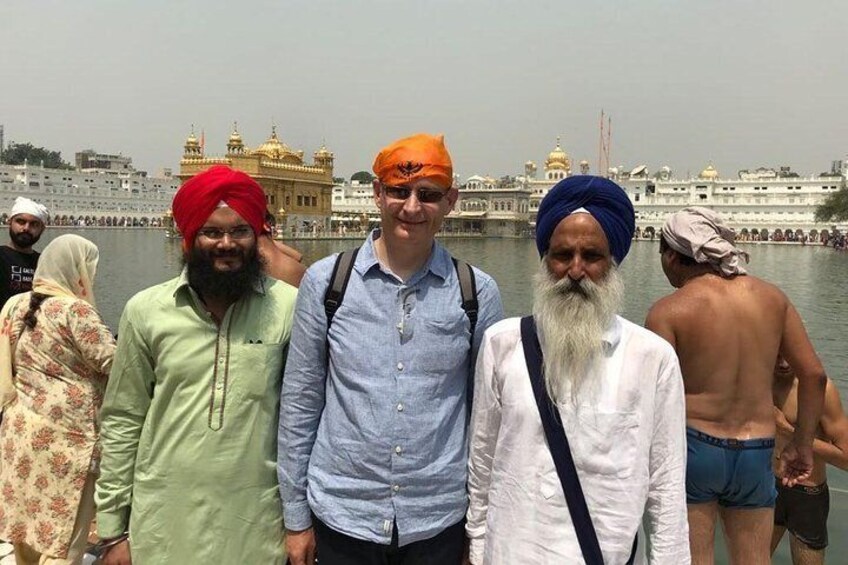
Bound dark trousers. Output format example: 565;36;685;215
312;517;466;565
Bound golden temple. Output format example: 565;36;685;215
178;123;335;233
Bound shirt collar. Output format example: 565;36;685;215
173;266;268;298
356;229;452;281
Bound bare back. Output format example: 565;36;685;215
647;273;786;438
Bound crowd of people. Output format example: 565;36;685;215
0;133;844;565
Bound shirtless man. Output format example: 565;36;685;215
772;356;848;564
645;207;826;565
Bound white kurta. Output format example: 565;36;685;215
466;316;690;565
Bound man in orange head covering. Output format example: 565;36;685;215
96;165;298;564
280;134;504;565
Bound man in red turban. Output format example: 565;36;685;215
96;165;298;564
172;165;306;287
172;165;267;252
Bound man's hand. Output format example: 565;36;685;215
100;539;132;565
778;439;814;487
286;527;316;565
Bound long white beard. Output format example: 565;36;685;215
532;262;624;403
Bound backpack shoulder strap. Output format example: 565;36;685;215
452;257;478;343
324;248;359;329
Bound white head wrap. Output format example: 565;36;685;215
10;197;49;223
32;234;100;306
662;207;750;276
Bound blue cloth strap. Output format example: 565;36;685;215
520;316;637;565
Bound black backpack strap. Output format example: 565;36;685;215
521;315;636;565
324;248;359;329
452;258;478;346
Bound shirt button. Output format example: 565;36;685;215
397;362;404;371
392;484;400;493
395;445;403;455
218;357;225;363
396;403;404;412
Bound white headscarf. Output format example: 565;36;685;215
32;234;99;305
662;207;749;276
10;197;50;223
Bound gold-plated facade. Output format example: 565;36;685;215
179;125;335;232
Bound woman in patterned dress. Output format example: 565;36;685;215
0;234;116;565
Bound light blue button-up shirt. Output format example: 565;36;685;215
278;230;504;547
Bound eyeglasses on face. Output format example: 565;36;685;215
382;184;448;203
197;225;254;240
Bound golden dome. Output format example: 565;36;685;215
252;126;291;160
315;144;333;158
580;160;589;165
184;131;199;147
699;163;719;180
545;137;571;170
228;122;243;145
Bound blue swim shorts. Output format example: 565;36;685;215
686;427;777;508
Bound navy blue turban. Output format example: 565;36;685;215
535;175;635;264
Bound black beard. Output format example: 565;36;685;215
184;244;263;303
9;228;38;248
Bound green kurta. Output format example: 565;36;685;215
95;271;296;564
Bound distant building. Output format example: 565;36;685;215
0;160;179;226
454;138;848;241
75;149;138;175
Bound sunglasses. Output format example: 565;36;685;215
383;185;448;204
197;225;254;240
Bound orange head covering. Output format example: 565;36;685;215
172;165;267;251
372;133;453;188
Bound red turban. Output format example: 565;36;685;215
172;165;267;251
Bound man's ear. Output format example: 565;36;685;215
445;186;459;211
372;180;383;207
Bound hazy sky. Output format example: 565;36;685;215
2;0;846;180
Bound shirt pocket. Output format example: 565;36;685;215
230;342;285;399
420;315;469;375
572;410;640;479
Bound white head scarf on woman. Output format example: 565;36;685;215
30;234;100;305
0;234;100;410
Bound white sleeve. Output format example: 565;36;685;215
644;352;691;564
466;330;503;565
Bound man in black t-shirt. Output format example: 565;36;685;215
1;197;49;308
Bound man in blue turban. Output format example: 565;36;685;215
535;175;635;264
466;175;689;564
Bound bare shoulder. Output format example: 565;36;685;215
645;288;699;329
824;379;845;412
742;273;787;298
